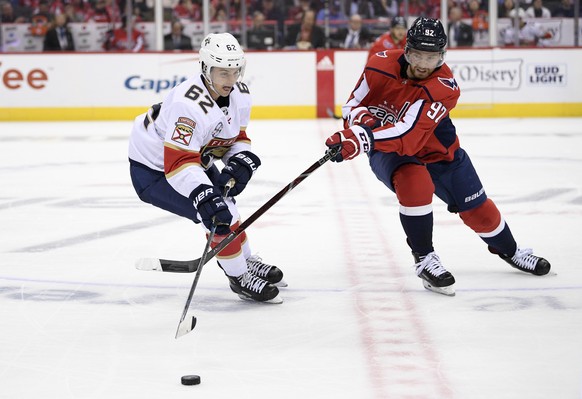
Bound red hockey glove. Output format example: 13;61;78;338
325;125;373;162
351;109;378;129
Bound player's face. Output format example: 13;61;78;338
405;49;443;80
209;67;241;98
391;26;406;42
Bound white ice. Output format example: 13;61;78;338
0;118;581;399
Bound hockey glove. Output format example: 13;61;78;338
191;184;233;235
217;151;261;196
351;109;379;129
325;125;374;162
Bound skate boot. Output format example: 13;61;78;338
227;272;283;304
413;251;456;296
246;255;287;287
490;246;551;276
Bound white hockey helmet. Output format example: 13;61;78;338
199;33;246;85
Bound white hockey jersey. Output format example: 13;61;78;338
128;74;253;199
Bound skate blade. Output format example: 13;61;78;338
274;279;288;288
422;280;455;296
237;293;284;304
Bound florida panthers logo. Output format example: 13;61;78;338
171;117;195;146
438;77;459;91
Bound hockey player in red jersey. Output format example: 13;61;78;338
367;16;407;59
324;17;551;296
128;33;285;303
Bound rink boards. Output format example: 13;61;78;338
0;48;580;121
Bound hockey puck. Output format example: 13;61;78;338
181;375;201;386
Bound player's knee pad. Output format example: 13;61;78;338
459;198;502;234
393;163;434;207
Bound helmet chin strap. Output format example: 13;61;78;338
205;77;220;98
201;64;220;98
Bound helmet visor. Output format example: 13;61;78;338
405;48;445;69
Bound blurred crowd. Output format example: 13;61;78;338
0;0;578;51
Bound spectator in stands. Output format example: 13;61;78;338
498;0;518;18
212;0;228;21
257;0;286;21
501;7;552;46
101;0;121;23
253;0;285;46
64;0;89;23
29;1;52;36
213;6;228;21
468;0;488;38
399;0;428;18
376;0;398;18
284;8;326;49
552;0;575;17
247;10;277;49
133;0;154;21
48;0;66;16
130;6;146;23
229;0;245;20
1;1;27;23
525;0;551;17
163;20;192;50
287;0;312;21
173;0;201;22
331;13;373;48
85;0;112;22
316;0;347;21
448;6;474;47
103;15;145;52
344;0;379;18
367;15;407;58
43;13;75;51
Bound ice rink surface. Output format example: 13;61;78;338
1;117;581;399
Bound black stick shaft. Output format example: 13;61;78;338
197;148;337;268
175;181;234;338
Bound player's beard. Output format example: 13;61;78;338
407;64;434;80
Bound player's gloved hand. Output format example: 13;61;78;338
351;109;379;129
325;125;374;162
217;151;261;196
191;184;233;235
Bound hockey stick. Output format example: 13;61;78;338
175;180;234;339
326;107;342;120
136;147;339;274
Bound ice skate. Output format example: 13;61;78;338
227;272;283;304
490;246;551;276
246;255;287;287
413;251;456;296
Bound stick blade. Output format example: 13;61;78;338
135;258;200;273
135;258;162;271
175;315;197;339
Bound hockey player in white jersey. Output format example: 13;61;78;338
128;33;284;303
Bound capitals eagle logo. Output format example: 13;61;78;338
438;77;459;91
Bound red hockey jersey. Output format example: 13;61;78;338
367;33;406;59
343;49;461;164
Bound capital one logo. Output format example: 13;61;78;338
0;62;48;90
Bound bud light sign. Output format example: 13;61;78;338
527;64;566;86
